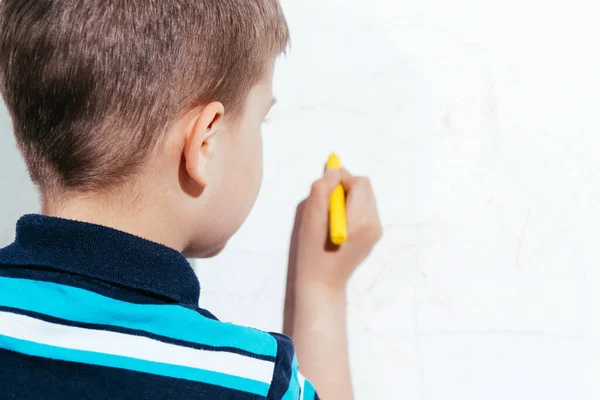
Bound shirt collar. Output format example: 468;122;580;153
0;214;200;305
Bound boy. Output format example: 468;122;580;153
0;1;382;399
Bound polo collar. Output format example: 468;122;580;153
0;214;200;305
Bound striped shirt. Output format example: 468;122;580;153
0;215;320;399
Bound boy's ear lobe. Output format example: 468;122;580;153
184;102;224;188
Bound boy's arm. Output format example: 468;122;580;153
284;169;382;400
284;281;352;399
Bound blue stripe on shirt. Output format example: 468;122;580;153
303;380;317;400
0;305;276;362
0;334;270;396
0;277;277;358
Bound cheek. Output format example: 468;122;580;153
221;126;263;224
240;127;264;209
188;127;263;257
254;133;264;195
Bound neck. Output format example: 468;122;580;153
42;190;188;253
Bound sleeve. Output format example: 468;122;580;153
266;333;320;400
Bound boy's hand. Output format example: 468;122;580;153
289;168;383;291
285;169;382;400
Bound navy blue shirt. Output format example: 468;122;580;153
0;215;319;399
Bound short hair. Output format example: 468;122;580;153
0;0;289;193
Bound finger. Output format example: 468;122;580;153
344;176;377;222
307;169;342;209
344;177;382;241
343;175;373;198
339;168;353;192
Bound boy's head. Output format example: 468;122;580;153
0;1;288;257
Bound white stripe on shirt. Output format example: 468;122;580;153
298;370;307;397
0;311;275;384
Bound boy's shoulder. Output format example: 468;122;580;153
171;306;318;399
149;303;315;399
189;308;304;398
0;215;319;399
0;262;312;399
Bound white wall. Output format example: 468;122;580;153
0;105;38;246
195;1;600;399
1;0;599;399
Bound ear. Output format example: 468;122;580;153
184;102;225;188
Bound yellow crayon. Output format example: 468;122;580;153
326;153;348;245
